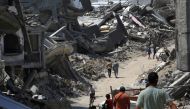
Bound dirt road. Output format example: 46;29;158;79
71;55;159;109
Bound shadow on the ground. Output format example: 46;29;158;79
72;106;89;109
116;76;125;78
95;95;103;98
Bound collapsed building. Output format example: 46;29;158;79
1;0;190;108
131;0;190;108
0;0;90;108
0;0;128;108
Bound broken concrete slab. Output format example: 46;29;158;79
30;85;38;94
106;3;122;12
129;14;145;28
154;61;169;73
0;7;21;33
91;28;126;53
98;12;114;27
170;78;190;99
169;72;190;88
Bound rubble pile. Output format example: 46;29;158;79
8;91;71;109
70;41;144;81
0;0;178;108
160;70;190;108
24;0;176;98
134;52;190;108
82;0;175;45
70;53;107;81
73;0;176;84
37;74;87;98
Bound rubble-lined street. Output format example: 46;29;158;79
71;52;159;108
1;0;190;109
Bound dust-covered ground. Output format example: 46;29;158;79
70;50;161;108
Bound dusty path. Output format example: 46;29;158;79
71;55;159;109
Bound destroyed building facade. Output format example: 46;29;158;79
1;0;190;108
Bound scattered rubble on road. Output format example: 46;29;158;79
1;0;190;108
134;47;190;108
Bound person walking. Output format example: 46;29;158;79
147;46;151;59
113;86;130;109
102;94;113;109
113;61;119;78
136;72;177;109
106;60;112;78
153;44;157;59
89;85;95;107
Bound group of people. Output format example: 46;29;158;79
146;45;157;59
102;86;130;109
106;60;119;78
146;45;170;61
101;72;177;109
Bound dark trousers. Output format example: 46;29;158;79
153;48;156;59
108;69;111;78
114;70;118;78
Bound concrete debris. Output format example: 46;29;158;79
106;3;122;12
136;66;190;108
70;53;107;81
0;0;178;108
30;85;38;94
176;0;190;72
129;13;146;28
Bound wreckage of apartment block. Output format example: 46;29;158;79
0;0;44;84
0;0;127;108
0;0;92;84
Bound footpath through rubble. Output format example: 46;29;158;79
2;0;190;108
70;52;160;108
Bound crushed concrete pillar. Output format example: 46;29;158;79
176;0;190;71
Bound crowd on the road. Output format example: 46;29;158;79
88;43;174;109
89;72;178;109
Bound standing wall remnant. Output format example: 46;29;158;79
176;0;190;71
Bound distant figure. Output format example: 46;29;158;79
147;46;151;59
113;86;130;109
106;60;112;78
113;61;119;78
89;85;95;107
152;45;157;59
102;94;113;109
136;72;177;109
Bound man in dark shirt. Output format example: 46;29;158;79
103;94;113;109
106;60;112;78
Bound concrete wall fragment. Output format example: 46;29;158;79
176;0;190;71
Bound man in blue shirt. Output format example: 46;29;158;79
136;72;177;109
